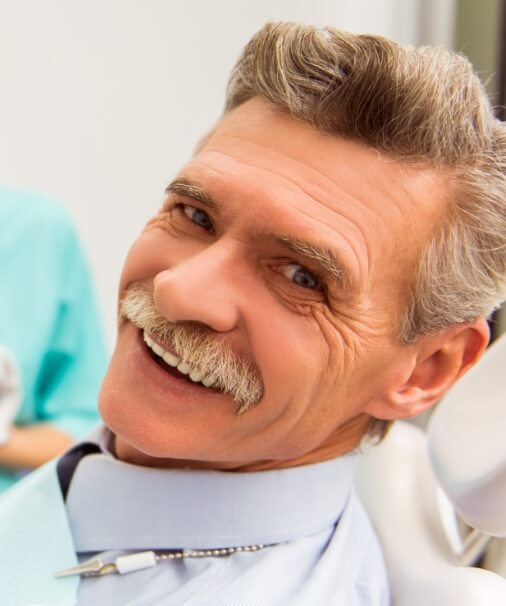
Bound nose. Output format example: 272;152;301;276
153;242;242;332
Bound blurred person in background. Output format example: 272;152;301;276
0;186;107;492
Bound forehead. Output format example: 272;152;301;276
179;98;447;289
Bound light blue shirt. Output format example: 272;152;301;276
65;427;390;605
0;187;107;491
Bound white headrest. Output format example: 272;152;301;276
428;332;506;537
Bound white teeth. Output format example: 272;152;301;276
144;332;181;367
143;330;216;389
189;369;204;382
201;376;215;388
162;350;179;367
152;343;164;357
177;362;192;375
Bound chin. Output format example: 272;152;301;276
99;386;209;463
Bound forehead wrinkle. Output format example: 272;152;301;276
203;132;438;239
194;150;371;237
295;161;409;233
359;169;419;226
201;141;399;224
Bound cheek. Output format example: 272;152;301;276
120;225;215;294
119;233;161;291
249;304;331;405
311;307;361;379
314;307;407;409
314;300;394;374
119;229;187;293
307;307;391;412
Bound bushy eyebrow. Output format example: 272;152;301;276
275;236;351;290
165;179;219;211
166;178;353;291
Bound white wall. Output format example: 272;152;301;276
0;0;455;345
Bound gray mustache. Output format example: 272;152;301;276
120;284;264;413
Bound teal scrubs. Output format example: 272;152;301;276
0;187;107;492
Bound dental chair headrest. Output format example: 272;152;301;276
428;332;506;537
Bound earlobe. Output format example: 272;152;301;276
369;318;490;421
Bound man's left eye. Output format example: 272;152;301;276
282;263;322;290
182;204;213;231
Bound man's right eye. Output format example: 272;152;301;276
181;204;214;232
281;263;324;291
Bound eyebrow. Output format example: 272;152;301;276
165;179;219;211
276;236;351;290
166;179;352;290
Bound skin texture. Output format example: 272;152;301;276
100;98;489;471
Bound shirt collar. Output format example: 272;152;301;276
65;426;357;552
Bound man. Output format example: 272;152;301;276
2;22;505;605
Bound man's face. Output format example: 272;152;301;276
100;98;445;469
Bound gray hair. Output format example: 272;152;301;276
224;22;506;440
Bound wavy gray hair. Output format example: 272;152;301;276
225;22;506;439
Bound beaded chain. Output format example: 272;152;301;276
55;544;270;578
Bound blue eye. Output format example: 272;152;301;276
183;204;213;231
283;263;322;290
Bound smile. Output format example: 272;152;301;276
143;331;218;389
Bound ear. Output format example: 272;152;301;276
367;318;490;421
